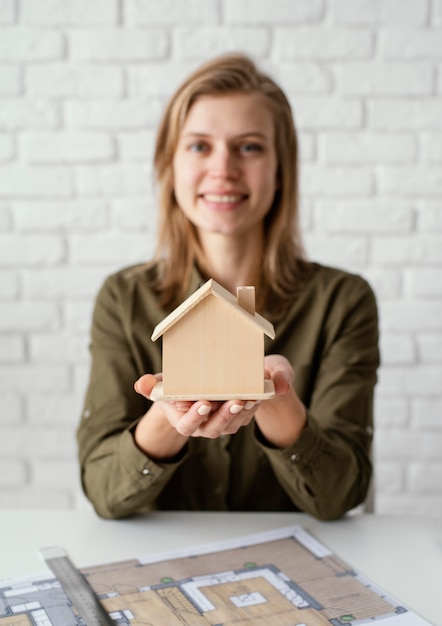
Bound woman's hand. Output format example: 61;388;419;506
133;354;306;459
133;373;261;459
254;355;307;448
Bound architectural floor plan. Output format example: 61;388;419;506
0;526;431;626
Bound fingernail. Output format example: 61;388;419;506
197;405;211;416
245;401;257;410
229;404;243;415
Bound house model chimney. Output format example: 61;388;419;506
237;286;255;315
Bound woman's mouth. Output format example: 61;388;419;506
203;193;244;203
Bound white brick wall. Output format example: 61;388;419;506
0;0;441;517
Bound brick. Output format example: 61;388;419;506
0;234;64;265
318;200;413;233
0;0;15;23
375;461;404;494
65;100;162;129
32;459;80;488
368;100;442;130
321;132;416;163
408;462;442;493
0;28;63;61
29;333;89;363
376;493;442;517
112;198;157;230
175;26;270;59
0;487;73;509
0;165;73;198
269;63;331;94
378;365;442;394
0;100;58;129
23;267;106;298
117;131;155;161
374;396;409;427
289;98;363;129
421;133;442;162
0;270;18;297
22;0;118;25
378;166;442;196
381;28;442;58
21;131;115;163
0;335;25;362
74;363;91;395
363;268;401;298
0;202;10;229
332;0;430;25
27;394;84;426
335;62;432;95
13;200;109;231
412;398;442;429
298;133;316;162
75;164;153;196
274;27;373;59
416;334;442;363
69;29;168;61
381;334;415;364
225;0;323;23
0;393;22;424
304;233;368;266
64;301;95;333
125;0;220;25
26;64;123;97
380;0;429;25
436;0;442;25
381;301;442;331
70;232;156;265
0;66;21;95
373;236;442;264
0;302;60;332
376;427;442;459
302;165;372;195
417;202;442;232
127;62;198;97
0;133;14;160
0;365;69;392
404;268;442;297
0;460;27;487
331;0;378;24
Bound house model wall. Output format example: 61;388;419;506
150;279;275;400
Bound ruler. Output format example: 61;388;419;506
40;546;115;626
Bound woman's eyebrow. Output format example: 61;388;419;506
181;131;271;139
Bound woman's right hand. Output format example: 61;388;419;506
133;374;259;459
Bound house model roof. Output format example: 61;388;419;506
151;279;275;342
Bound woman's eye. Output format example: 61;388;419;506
239;143;263;154
188;142;208;153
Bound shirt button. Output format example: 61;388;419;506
141;468;150;475
290;453;299;463
83;409;91;419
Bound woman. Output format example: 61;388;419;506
77;53;379;520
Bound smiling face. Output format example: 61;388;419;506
172;93;279;242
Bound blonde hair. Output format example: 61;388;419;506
151;53;309;317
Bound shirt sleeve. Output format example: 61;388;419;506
76;274;187;519
256;274;379;520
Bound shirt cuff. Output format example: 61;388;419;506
255;411;324;468
119;428;189;487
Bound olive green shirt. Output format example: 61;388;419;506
77;262;379;520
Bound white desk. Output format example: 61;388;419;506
0;510;440;625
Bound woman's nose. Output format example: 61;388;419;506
208;147;239;178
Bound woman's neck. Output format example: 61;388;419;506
197;230;264;295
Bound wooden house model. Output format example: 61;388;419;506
150;279;275;400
